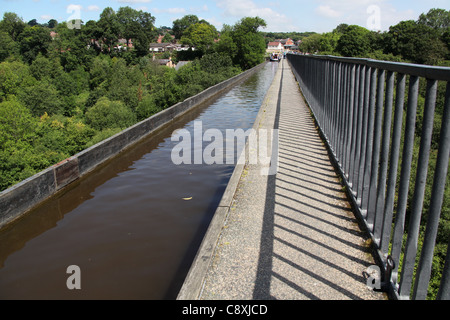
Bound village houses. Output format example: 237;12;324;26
266;38;300;53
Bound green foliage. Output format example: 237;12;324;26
30;54;63;80
85;127;123;148
97;7;121;51
85;96;136;131
418;8;450;32
0;12;26;41
386;20;447;65
297;8;449;65
136;94;161;121
17;80;62;116
181;21;218;54
18;25;52;64
298;33;323;53
0;30;19;62
173;15;199;40
0;60;36;101
0;98;37;146
230;17;267;69
336;25;371;57
214;28;238;60
116;6;157;57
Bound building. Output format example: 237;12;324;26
267;41;283;53
149;43;191;53
267;38;298;54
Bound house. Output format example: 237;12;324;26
118;38;133;48
150;43;170;52
50;31;58;40
149;43;191;52
267;41;283;53
281;38;295;50
152;55;176;68
175;61;190;71
267;38;298;53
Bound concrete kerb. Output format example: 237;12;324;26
0;63;266;230
177;61;282;300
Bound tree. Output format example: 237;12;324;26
333;23;349;34
85;96;136;131
0;60;36;101
181;22;218;53
0;98;37;147
97;7;121;52
0;98;41;190
135;94;160;121
116;7;157;57
231;17;267;70
385;20;448;64
0;12;26;41
18;25;52;63
17;80;62;116
299;33;322;53
48;19;58;29
214;25;238;60
162;33;174;43
30;54;63;81
0;30;19;61
443;27;450;59
318;32;340;53
336;25;371;57
418;8;450;33
27;19;39;27
173;15;199;39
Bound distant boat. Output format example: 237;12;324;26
270;53;281;62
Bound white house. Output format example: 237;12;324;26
267;41;283;53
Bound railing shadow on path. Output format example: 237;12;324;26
252;61;380;300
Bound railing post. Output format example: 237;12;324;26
345;64;356;182
356;66;371;207
361;67;377;218
367;69;385;231
412;82;450;299
373;70;395;245
379;73;406;255
349;64;360;191
352;65;366;198
399;79;437;299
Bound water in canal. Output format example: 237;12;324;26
0;62;279;299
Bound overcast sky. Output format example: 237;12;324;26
1;0;449;33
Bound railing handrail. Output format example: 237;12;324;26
287;53;450;300
294;53;450;81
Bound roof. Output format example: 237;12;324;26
175;61;191;71
268;41;282;46
150;42;172;48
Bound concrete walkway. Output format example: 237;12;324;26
198;60;387;300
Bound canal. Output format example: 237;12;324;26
0;62;279;299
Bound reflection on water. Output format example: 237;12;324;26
0;62;278;299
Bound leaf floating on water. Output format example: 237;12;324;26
182;197;193;201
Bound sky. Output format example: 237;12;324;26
1;0;449;33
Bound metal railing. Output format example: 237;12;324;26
287;53;450;300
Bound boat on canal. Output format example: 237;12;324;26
270;52;281;62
